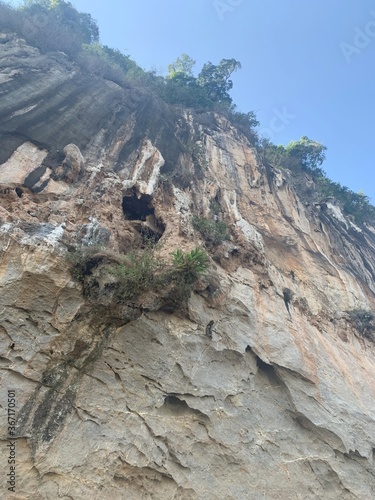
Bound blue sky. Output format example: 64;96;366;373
9;0;375;202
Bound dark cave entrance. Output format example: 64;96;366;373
122;188;153;221
122;187;165;242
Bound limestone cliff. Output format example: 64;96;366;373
1;34;375;500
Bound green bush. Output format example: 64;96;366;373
171;247;209;284
77;43;141;85
68;244;210;307
192;216;229;245
111;247;208;303
258;139;290;170
0;3;24;33
66;244;104;282
110;249;164;300
285;136;326;174
316;178;375;225
0;0;100;57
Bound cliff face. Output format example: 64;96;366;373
1;34;375;500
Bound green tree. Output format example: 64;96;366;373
101;45;139;73
285;136;327;173
162;73;213;108
258;139;290;168
80;43;140;77
20;0;99;47
197;58;241;104
168;53;196;78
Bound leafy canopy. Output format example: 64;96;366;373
285;136;327;174
163;57;242;107
157;55;258;138
197;58;241;104
20;0;99;46
168;53;196;78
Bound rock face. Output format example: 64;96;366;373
1;35;375;500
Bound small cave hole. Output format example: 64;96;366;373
122;188;165;242
122;188;154;221
164;395;185;406
256;356;274;374
283;287;293;315
15;187;23;198
163;395;193;416
164;395;191;410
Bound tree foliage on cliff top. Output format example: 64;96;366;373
0;1;259;139
0;0;98;55
259;137;375;225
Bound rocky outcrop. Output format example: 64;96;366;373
1;35;375;499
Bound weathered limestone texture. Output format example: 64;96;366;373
0;35;375;499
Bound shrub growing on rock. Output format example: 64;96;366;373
171;247;209;284
67;244;210;310
192;216;229;245
110;248;164;300
66;244;105;282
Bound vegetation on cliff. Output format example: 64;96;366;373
1;0;374;225
67;244;209;308
259;137;375;224
0;0;98;54
192;216;230;246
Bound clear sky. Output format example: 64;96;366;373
9;0;375;202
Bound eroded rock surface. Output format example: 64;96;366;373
0;35;375;499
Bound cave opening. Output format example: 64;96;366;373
164;395;184;406
122;187;165;242
256;356;274;374
163;395;191;415
122;188;154;221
